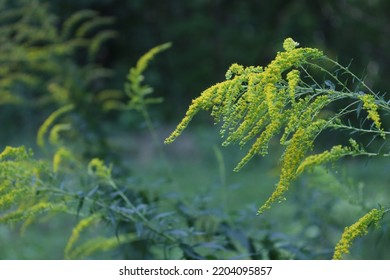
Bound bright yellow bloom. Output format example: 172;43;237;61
165;38;330;213
297;145;352;174
258;120;326;214
359;94;383;133
287;69;300;102
333;208;383;260
165;38;323;159
283;37;299;51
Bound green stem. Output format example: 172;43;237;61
37;186;177;243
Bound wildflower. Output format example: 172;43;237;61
333;208;384;260
126;42;171;111
0;187;32;210
0;201;66;224
37;104;74;147
88;158;112;181
283;37;299;51
297;145;352;175
258;120;327;214
53;147;74;173
0;146;31;161
165;38;326;213
165;38;323;147
225;63;244;80
286;69;300;102
49;123;72;146
65;213;101;259
359;94;383;134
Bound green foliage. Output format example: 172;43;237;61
333;208;385;260
0;146;66;225
166;38;390;259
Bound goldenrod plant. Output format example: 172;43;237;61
1;12;389;258
332;208;385;260
2;41;301;260
166;38;390;259
0;144;152;259
1;42;192;259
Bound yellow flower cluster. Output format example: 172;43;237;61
283;37;300;51
297;145;352;175
280;95;331;145
37;104;74;147
0;146;32;161
287;69;300;103
68;233;136;259
0;201;66;224
165;38;332;213
53;147;74;172
359;94;383;135
88;158;112;181
165;38;323;162
1;147;38;209
65;213;101;259
333;208;384;260
258;120;326;214
0;183;32;210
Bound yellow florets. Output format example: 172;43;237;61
287;69;300;102
165;38;323;152
88;158;112;180
359;94;383;134
333;208;384;260
165;38;330;213
297;145;352;175
258;120;326;214
53;147;73;173
0;146;32;161
225;63;245;80
283;37;299;51
65;213;101;259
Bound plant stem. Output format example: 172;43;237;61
331;123;390;136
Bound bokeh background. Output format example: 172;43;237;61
55;0;390;119
1;0;390;259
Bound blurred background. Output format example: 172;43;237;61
57;0;390;120
1;0;390;259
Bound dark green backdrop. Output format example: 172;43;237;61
50;0;390;120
